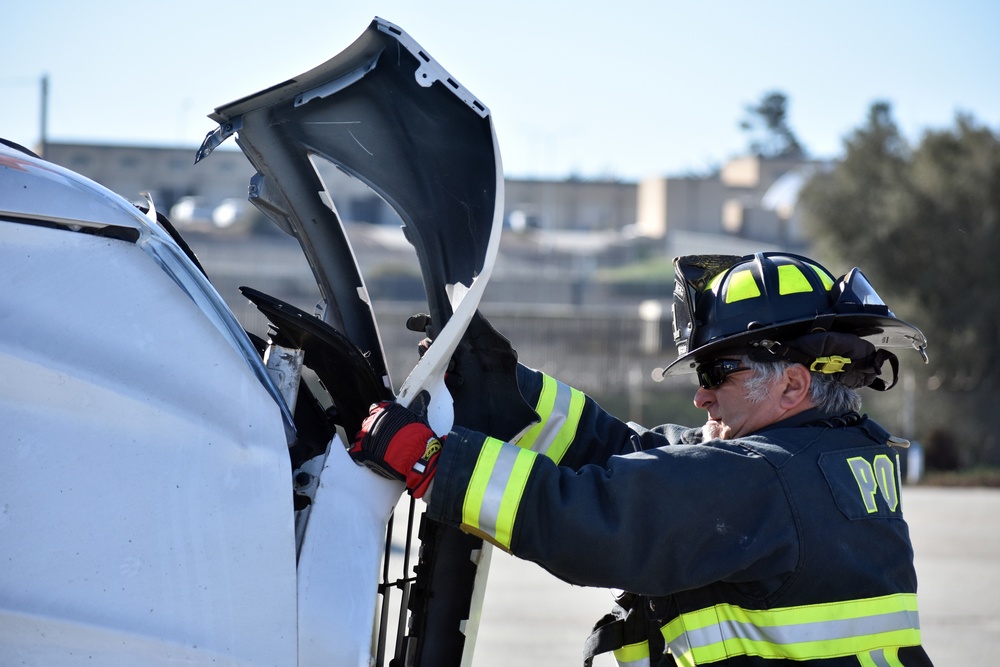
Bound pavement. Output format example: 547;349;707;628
470;486;1000;666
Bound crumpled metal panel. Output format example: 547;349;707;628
198;17;505;667
199;17;502;395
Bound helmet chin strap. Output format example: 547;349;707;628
748;333;900;391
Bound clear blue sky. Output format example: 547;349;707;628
3;0;998;181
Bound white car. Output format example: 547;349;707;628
0;17;504;667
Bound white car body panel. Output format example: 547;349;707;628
295;441;401;666
0;187;298;663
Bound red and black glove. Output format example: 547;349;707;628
349;401;442;498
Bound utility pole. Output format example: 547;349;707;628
40;74;49;159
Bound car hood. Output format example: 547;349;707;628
196;17;504;392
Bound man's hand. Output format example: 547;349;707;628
350;401;442;498
405;312;440;360
405;310;539;441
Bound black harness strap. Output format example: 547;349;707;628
583;593;665;666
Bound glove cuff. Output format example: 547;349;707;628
407;433;442;499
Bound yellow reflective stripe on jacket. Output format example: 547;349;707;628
614;640;651;667
516;373;585;463
858;646;903;667
462;437;537;549
661;593;921;667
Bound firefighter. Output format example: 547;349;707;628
351;252;934;666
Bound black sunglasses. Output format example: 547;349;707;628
695;359;750;390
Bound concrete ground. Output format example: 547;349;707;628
470;486;1000;666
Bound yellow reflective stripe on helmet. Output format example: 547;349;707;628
462;437;537;549
661;593;921;667
777;264;813;295
724;269;762;303
614;640;651;667
809;262;835;290
516;373;585;464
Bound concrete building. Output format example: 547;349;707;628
504;178;636;232
39;141;817;257
637;155;820;254
41;142;642;234
41;142;402;231
44;142;252;209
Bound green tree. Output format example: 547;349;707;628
739;91;806;159
799;103;1000;466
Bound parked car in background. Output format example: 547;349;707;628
168;195;261;234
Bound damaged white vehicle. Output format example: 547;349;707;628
0;17;512;667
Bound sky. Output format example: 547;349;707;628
2;0;998;181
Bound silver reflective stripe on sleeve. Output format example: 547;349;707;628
614;640;651;667
462;437;537;549
516;373;584;463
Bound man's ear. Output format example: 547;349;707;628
779;364;813;410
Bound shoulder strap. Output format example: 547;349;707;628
583;593;658;666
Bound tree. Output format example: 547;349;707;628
739;91;806;159
799;103;1000;466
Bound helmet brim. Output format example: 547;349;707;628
660;312;927;379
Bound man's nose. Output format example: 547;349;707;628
693;386;715;410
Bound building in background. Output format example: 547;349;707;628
637;155;820;255
33;141;822;406
41;142;817;256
